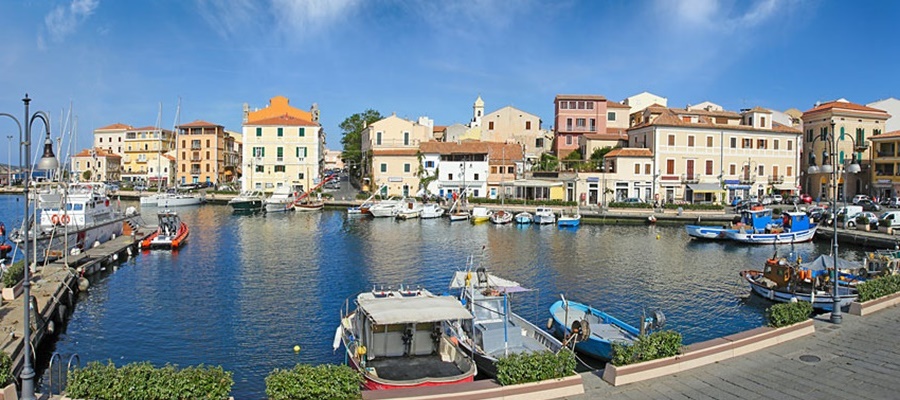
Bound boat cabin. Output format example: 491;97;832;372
735;209;773;232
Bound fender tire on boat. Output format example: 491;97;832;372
46;320;55;335
57;304;67;325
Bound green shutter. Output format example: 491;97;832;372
277;147;283;157
277;127;283;137
256;127;262;137
303;147;307;157
295;147;299;157
299;127;305;137
840;126;845;140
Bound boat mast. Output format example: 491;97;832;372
156;102;163;193
172;98;181;188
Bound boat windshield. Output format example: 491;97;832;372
65;203;85;211
473;298;504;322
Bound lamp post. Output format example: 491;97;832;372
807;119;863;324
0;94;58;400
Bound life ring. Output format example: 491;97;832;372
61;215;71;224
51;215;61;225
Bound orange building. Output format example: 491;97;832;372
175;120;240;186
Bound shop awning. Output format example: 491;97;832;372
726;184;752;190
500;179;564;187
774;183;798;191
687;183;724;193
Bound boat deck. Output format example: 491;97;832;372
366;355;466;381
553;308;637;342
476;320;549;357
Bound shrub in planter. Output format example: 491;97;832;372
66;361;233;400
0;352;11;387
765;301;813;327
608;202;652;209
495;349;577;386
610;330;683;366
2;261;24;288
857;275;900;302
662;203;724;211
266;364;363;400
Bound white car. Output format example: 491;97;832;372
852;194;869;205
772;194;783;204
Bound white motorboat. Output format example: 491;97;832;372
368;198;401;218
10;182;138;263
420;203;445;219
533;206;556;225
395;198;424;220
229;190;265;212
265;186;298;213
141;210;189;249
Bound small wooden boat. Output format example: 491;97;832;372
740;254;859;311
490;210;513;224
514;212;533;224
548;298;647;361
471;207;492;223
557;213;581;227
336;285;477;390
294;200;325;212
420;203;445;219
141;211;189;250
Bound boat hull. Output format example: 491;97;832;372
548;300;639;361
514;213;533;224
230;200;263;211
685;225;734;240
726;226;818;244
265;202;294;213
15;218;128;262
740;270;857;311
295;202;324;212
157;195;203;208
557;216;581;227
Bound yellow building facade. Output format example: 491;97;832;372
121;126;176;186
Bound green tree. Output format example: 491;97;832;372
82;170;92;181
590;146;615;161
339;109;383;177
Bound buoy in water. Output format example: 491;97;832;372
293;345;301;353
78;277;90;291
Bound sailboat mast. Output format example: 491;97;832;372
172;98;181;187
156;102;163;190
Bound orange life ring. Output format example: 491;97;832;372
51;215;60;225
61;215;71;224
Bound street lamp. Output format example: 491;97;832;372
0;94;58;400
806;119;864;324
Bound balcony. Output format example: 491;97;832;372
190;169;201;175
191;144;202;150
191;157;202;162
739;175;754;185
681;173;700;184
768;175;785;184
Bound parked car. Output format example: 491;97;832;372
772;194;783;204
879;211;900;228
177;183;200;191
735;200;762;213
787;195;800;204
890;197;900;208
622;197;644;203
133;184;148;191
848;211;879;229
799;193;813;204
761;196;773;205
852;194;870;205
858;199;881;212
807;206;828;223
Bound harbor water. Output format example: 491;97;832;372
0;195;873;399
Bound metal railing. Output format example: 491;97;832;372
681;173;700;183
767;175;785;184
47;352;80;396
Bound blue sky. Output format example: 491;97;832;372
1;0;898;164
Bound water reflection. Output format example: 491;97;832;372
0;196;872;399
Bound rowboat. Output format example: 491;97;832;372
514;212;533;224
489;210;513;224
547;298;643;361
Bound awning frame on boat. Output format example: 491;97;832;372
358;294;473;325
448;271;530;293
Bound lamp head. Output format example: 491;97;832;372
807;165;820;174
37;134;59;171
820;164;833;174
846;163;861;174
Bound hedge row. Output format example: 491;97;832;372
266;364;362;400
608;202;652;209
2;261;24;288
857;275;900;302
765;301;813;328
495;349;577;386
66;361;233;400
610;330;683;366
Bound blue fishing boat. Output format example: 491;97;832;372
548;298;653;361
514;212;533;224
684;225;735;240
557;213;581;227
685;209;762;240
725;211;817;244
740;254;859;310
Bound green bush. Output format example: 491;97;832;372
663;203;724;210
878;219;891;228
495;349;576;386
608;202;653;209
857;275;900;302
266;364;362;400
765;301;813;327
611;330;683;366
2;261;24;288
66;361;233;400
468;198;577;207
0;352;12;387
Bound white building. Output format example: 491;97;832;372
868;97;900;132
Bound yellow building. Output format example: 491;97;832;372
175;120;240;186
241;96;323;193
121;125;176;186
361;114;431;196
868;130;900;199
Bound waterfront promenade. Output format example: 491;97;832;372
576;305;900;400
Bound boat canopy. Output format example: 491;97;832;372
358;295;473;325
800;254;859;271
448;271;530;293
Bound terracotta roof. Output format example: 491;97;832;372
246;114;319;127
747;106;771;113
74;148;121;159
802;101;890;117
554;94;607;101
606;148;652;157
674;107;741;118
130;125;157;131
95;123;133;131
607;102;630;109
645;104;668;112
433;126;447;132
418;141;524;161
629;107;801;134
178;120;221;128
583;132;627;141
163;154;176;161
870;130;900;140
372;149;419;156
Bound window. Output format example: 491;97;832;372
773;166;778;177
577;101;585;109
787;166;793;177
757;139;767;149
729;164;736;175
730;137;737;148
589;118;596;131
807;129;813;142
380;163;387;173
206;139;210;147
448;173;454;181
607;112;616;121
757;165;764;176
743;138;752;149
252;147;264;157
488;121;494;130
774;140;779;150
206;164;210;172
425;160;434;168
99;137;103;143
525;121;531;130
376;132;382;145
645;164;651;174
404;131;410;145
788;141;793;151
181;164;185;172
857;128;865;144
566;118;573;130
298;172;304;179
256;127;262;137
560;101;568;110
491;166;498;174
706;160;713;175
255;165;264;173
274;165;285;172
587;102;593;110
688;136;695;147
299;127;305;137
634;164;641;174
666;159;675;174
277;127;283;137
875;129;882;136
707;136;713;147
474;173;480;181
760;117;766;127
576;118;586;128
206;151;210;159
668;135;675;146
404;163;410;173
276;147;283;159
295;147;307;158
566;135;572;145
536;138;544;148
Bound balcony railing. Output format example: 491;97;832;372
191;144;202;150
739;175;754;184
190;169;201;175
191;157;202;162
681;173;700;183
768;175;785;184
877;151;896;157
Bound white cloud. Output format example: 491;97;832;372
197;0;361;42
657;0;782;33
272;0;360;39
196;0;263;39
42;0;100;44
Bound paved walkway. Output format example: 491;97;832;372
573;305;900;399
